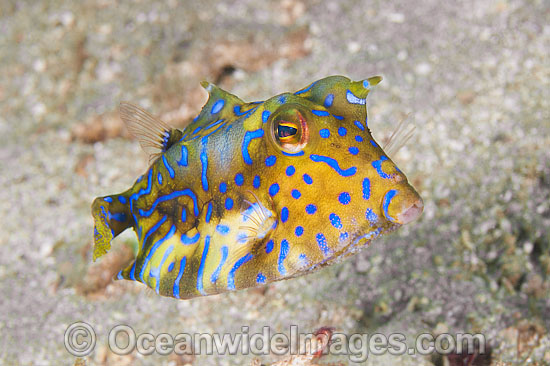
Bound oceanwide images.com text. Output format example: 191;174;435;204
64;322;486;362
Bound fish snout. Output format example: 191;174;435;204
381;186;424;225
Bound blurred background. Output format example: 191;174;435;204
0;0;549;365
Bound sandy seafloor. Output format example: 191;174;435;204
1;0;549;365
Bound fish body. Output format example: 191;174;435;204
92;75;423;299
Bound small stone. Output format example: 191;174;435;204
415;62;432;76
347;41;361;54
387;12;405;23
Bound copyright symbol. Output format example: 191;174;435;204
64;322;96;357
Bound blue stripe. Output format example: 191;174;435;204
139;224;175;281
181;207;187;222
196;235;210;295
173;256;187;299
150;244;174;293
362;178;371;199
382;189;398;222
109;212;127;222
228;253;253;290
278;239;290;275
142;216;168;250
309;154;357;177
118;196;127;204
372;156;392;179
346;90;366;105
242;129;264;165
210;245;229;284
205;202;213;223
181;231;200;245
316;233;330;256
262;110;270;123
281;150;304;157
294;81;317;95
138;189;199;217
354;120;365;131
162;155;175;179
129;169;154;223
200;138;209;191
312;109;329;117
178;145;188;166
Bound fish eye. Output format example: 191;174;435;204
270;105;309;153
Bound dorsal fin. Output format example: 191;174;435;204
119;102;183;162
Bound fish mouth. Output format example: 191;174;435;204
382;188;424;225
396;199;424;225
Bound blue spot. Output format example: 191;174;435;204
319;129;330;138
346;89;366;105
338;127;347;136
262;110;270;123
219;182;227;193
303;174;313;184
281;150;305;157
382;189;399;222
242;129;264;165
257;272;266;284
216;225;230;235
291;189;301;199
167;262;174;272
338;192;351;205
192;126;202;135
139;189;199;217
181;207;187;222
281;207;289;223
332;114;344;120
354;120;365;131
305;204;317;214
363;79;370;88
324;94;334;107
339;232;349;242
355;135;363;142
278;239;290;275
118;196;126;204
295;226;304;236
349;146;359;155
200;140;209;191
253;175;261;189
228;253;253;290
173;256;187;299
139;224;176;281
298;253;308;266
157;172;163;185
205;202;213;223
372;156;393;179
294;81;317;95
286;165;295;176
225;197;234;210
279;95;286;104
196;235;211;295
269;183;280;196
365;208;378;223
370;140;378;147
181;231;200;245
103;196;112;203
235;173;244;186
178;145;188;166
265;155;277;167
316;233;330;256
329;213;342;229
265;239;274;253
211;99;225;114
309;154;357;177
362;178;371;199
312;109;330;117
162;155;175;179
210;246;228;284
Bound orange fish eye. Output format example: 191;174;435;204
270;106;309;153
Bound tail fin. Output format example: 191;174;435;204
91;192;134;261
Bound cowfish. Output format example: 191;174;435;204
91;76;424;299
